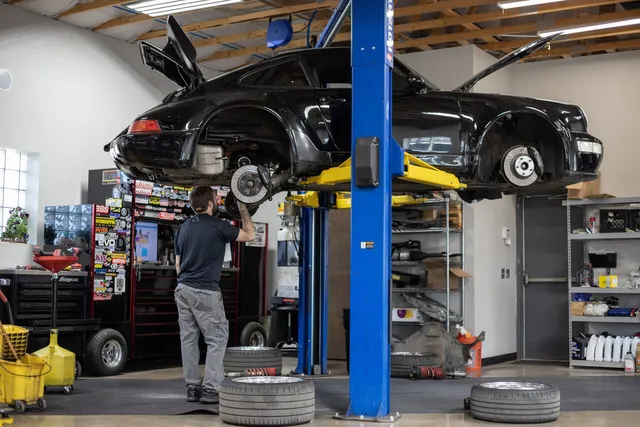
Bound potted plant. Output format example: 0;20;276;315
1;207;29;243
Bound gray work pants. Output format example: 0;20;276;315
175;284;229;391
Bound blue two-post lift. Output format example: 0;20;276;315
293;0;403;420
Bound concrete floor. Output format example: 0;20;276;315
17;358;639;427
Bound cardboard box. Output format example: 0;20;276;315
421;205;462;229
571;301;586;316
567;173;603;199
425;259;472;290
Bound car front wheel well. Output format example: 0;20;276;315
477;112;566;183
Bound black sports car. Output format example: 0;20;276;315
105;16;602;205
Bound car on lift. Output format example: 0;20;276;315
104;16;603;207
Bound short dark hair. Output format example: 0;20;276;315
189;186;215;213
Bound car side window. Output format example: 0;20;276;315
304;52;352;88
239;60;309;87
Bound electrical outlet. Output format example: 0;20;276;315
501;268;505;279
506;269;510;279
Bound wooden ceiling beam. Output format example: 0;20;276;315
93;0;336;33
200;0;634;59
194;0;503;52
395;9;640;49
56;1;130;18
527;37;640;59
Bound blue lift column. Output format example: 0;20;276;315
345;0;398;421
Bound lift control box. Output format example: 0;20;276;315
354;137;379;188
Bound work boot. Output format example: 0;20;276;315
199;388;219;404
187;385;202;403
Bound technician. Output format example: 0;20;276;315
174;187;256;404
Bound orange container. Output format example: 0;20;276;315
457;336;482;377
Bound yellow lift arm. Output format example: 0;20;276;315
289;152;466;208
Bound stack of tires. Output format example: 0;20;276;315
220;346;314;426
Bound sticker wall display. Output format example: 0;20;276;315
93;206;132;302
245;222;267;248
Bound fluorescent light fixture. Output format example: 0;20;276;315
128;0;242;16
498;0;565;10
539;18;640;37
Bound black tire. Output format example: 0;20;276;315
222;193;259;220
239;322;267;347
85;328;128;376
220;377;314;426
75;360;82;379
391;352;439;378
470;382;560;424
224;347;282;374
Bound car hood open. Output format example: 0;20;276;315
453;34;560;92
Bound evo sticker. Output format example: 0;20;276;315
360;241;374;249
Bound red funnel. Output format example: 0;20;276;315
33;256;78;274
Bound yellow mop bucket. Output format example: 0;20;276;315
0;354;48;412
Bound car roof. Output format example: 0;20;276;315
275;46;349;57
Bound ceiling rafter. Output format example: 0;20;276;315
56;0;130;18
395;8;640;49
200;0;636;61
93;0;336;33
139;0;503;40
196;0;507;53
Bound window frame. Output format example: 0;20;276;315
0;149;29;235
237;57;314;89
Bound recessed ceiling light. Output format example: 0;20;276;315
128;0;242;17
538;18;640;37
498;0;565;9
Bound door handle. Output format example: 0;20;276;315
319;96;347;104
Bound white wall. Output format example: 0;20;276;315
0;4;176;241
400;45;475;91
509;50;640;197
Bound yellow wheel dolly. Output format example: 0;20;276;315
32;252;78;395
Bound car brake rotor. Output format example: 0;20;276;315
501;145;539;187
231;165;269;204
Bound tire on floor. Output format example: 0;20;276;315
470;381;561;424
390;352;439;378
224;347;282;374
84;328;128;376
220;377;314;426
239;322;267;347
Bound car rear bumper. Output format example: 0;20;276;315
107;131;198;178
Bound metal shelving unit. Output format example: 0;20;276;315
565;197;640;369
391;194;464;331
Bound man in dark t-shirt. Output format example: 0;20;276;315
174;186;255;404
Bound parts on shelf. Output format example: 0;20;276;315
401;292;462;324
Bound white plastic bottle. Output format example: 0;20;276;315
613;336;623;362
604;336;614;362
595;335;606;361
624;352;635;373
586;335;598;361
631;337;640;359
623;336;632;357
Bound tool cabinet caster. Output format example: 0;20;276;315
63;386;73;395
464;397;471;410
37;398;47;411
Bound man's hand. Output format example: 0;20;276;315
236;202;256;242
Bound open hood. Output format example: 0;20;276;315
453;34;560;92
139;15;204;91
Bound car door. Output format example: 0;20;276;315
391;65;463;172
302;50;352;153
237;57;334;152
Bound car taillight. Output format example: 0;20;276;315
128;120;161;134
